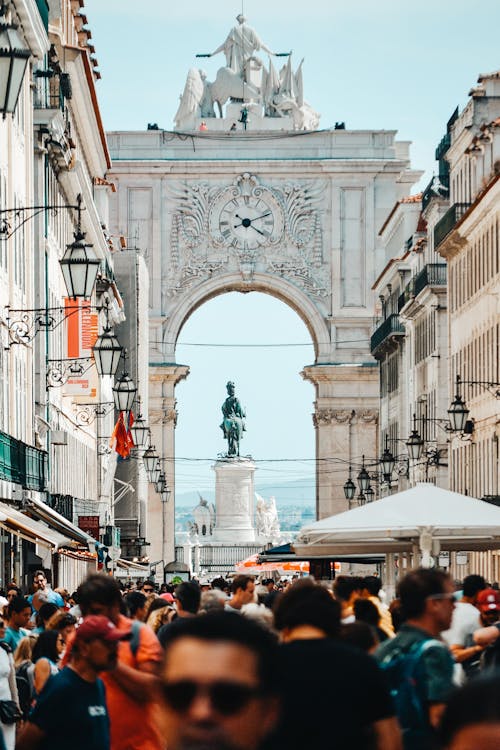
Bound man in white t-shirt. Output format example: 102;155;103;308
442;574;486;681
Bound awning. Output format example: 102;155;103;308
0;501;72;550
24;497;95;548
257;542;384;566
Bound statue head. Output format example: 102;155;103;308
236;14;246;25
226;381;235;395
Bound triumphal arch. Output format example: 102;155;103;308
107;15;420;564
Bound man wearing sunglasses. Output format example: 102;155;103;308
160;611;280;750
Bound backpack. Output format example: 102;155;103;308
15;661;33;720
379;638;441;749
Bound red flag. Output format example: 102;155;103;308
110;412;131;458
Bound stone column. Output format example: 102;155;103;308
148;364;189;571
302;364;379;519
212;458;256;542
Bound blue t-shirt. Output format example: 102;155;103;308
29;666;109;750
2;626;28;651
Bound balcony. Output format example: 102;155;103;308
370;314;404;356
413;263;447;297
434;203;471;249
398;280;414;312
0;430;47;492
422;174;449;211
34;74;64;111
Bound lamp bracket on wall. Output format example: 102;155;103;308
46;357;94;388
73;401;115;426
0;202;80;240
3;304;92;349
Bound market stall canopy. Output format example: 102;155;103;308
294;483;500;562
235;553;310;575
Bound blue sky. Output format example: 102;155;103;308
84;1;500;497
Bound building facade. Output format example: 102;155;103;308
0;0;129;587
435;72;500;580
107;17;421;567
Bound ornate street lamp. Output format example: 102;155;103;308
60;196;100;300
149;459;161;485
380;437;396;478
448;375;470;432
160;486;171;503
406;414;424;461
93;326;123;377
0;19;30;118
357;456;370;494
155;471;167;495
143;446;159;477
112;371;136;413
343;467;356;502
130;411;150;450
364;485;375;503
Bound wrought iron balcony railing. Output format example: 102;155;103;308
370;314;405;355
434;203;471;249
0;430;47;492
413;263;447;297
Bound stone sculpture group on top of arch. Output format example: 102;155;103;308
174;14;320;132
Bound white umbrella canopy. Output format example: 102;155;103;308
293;483;500;558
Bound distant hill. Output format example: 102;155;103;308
175;477;315;509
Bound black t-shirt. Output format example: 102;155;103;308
269;639;394;750
29;666;110;750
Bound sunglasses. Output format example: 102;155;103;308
161;680;260;715
427;593;456;602
143;588;154;594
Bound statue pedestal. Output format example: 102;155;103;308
212;457;256;543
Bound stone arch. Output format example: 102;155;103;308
162;272;331;362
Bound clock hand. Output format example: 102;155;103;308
251;225;266;236
252;212;272;221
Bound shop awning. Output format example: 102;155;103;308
0;501;72;550
24;497;95;548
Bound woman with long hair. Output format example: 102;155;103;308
31;630;64;697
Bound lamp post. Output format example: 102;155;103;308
112;371;136;413
380;436;396;480
0;17;30;118
130;412;150;450
343;466;356;502
447;375;470;432
406;415;424;461
93;326;123;377
59;197;100;300
357;456;371;494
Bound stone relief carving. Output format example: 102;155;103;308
313;408;355;427
166;173;329;301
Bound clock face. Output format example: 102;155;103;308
209;190;284;251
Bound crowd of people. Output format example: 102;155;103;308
0;568;498;749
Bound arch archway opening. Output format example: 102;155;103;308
173;291;316;535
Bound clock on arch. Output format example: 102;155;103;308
209;174;285;251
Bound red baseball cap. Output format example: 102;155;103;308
160;593;174;603
477;588;500;612
75;615;129;643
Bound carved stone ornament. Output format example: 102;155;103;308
166;173;329;301
359;410;378;424
313;408;354;427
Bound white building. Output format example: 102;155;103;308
0;0;126;588
435;71;500;580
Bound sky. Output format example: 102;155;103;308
83;0;500;498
